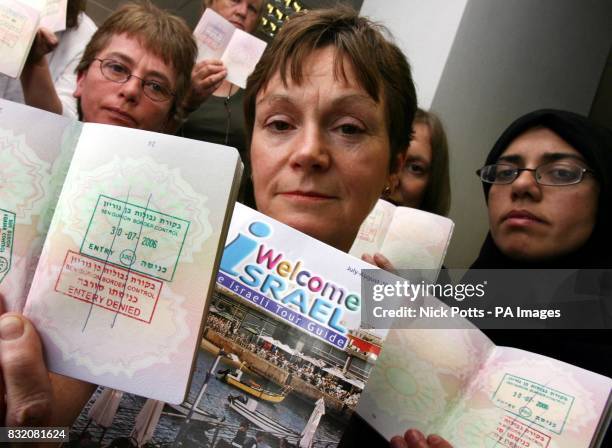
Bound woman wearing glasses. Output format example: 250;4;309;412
473;108;612;389
473;109;611;269
73;3;196;132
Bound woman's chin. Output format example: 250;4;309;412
501;245;567;264
496;233;588;263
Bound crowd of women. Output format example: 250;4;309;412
1;1;610;447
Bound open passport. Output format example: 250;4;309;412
0;0;41;78
357;318;612;447
0;98;243;403
350;198;454;274
0;0;68;78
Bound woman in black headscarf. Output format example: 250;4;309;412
472;109;612;270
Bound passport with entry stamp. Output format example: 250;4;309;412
0;99;243;403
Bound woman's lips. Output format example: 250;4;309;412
104;107;137;127
502;210;547;226
281;191;335;201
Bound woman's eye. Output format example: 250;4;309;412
539;163;581;183
406;163;426;174
108;62;128;74
336;123;365;136
496;168;516;180
146;81;164;93
266;120;293;132
553;169;570;177
550;168;575;180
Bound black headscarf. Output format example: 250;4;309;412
471;109;612;269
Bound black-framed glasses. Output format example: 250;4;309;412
477;162;595;186
94;58;175;102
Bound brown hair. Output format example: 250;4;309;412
414;108;451;216
243;6;417;171
76;1;197;119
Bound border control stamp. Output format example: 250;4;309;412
486;414;551;448
0;208;15;283
492;373;574;435
0;6;28;48
80;195;190;282
356;208;384;243
55;251;162;323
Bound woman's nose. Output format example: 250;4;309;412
289;126;331;172
234;1;248;18
117;76;143;102
511;168;542;201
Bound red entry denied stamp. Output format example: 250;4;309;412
55;251;162;323
488;415;551;448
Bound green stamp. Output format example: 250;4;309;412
492;373;574;435
0;208;15;283
80;195;190;281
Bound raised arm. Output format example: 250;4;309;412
20;28;63;115
165;59;227;133
182;59;227;113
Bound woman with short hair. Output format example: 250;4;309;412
75;1;197;127
244;6;417;251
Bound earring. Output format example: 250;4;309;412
382;185;391;197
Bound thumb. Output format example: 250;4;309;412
0;313;53;426
427;434;454;448
373;252;395;272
